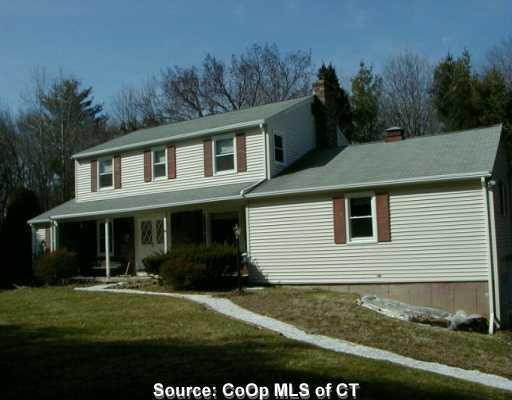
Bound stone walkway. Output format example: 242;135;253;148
75;284;512;392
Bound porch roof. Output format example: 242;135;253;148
28;181;257;225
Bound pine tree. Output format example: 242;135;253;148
316;63;353;142
431;50;480;130
350;62;383;142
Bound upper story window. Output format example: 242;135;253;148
152;148;167;179
274;134;285;164
214;136;235;174
98;158;113;189
347;195;376;242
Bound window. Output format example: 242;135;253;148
97;221;114;255
98;158;113;189
140;221;153;245
347;195;375;242
274;134;285;163
152;148;167;179
214;136;235;173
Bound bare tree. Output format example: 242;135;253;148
111;79;163;132
112;43;313;128
380;51;439;136
486;36;512;89
0;107;23;224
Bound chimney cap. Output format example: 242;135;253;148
386;126;404;132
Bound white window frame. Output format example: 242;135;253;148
345;192;377;244
212;134;237;176
152;147;167;181
273;133;286;165
96;220;114;256
98;157;114;190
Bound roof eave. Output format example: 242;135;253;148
245;171;491;199
30;194;243;223
72;119;265;160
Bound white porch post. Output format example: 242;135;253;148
105;218;111;279
163;214;168;253
52;221;59;251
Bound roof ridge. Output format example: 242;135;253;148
121;95;313;136
348;123;503;148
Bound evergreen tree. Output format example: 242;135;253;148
431;50;480;130
316;63;353;142
475;67;512;128
350;62;383;142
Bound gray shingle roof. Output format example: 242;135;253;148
29;181;257;224
73;96;313;159
249;124;503;197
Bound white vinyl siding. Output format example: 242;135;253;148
247;181;489;284
266;97;315;176
76;129;265;201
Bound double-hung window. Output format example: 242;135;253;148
152;148;167;179
98;158;113;189
274;134;285;163
214;136;235;174
347;195;376;242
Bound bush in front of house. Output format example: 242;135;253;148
34;248;80;285
157;243;238;290
160;259;209;290
142;251;168;275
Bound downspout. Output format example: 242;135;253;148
262;123;271;180
482;177;500;334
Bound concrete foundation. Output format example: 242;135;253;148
298;281;489;317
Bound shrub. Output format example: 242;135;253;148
158;243;238;290
142;251;168;275
34;248;79;285
160;259;208;290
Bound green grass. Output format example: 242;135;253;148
0;286;509;399
227;287;512;379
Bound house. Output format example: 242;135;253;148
28;79;511;330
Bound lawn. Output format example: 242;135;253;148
227;287;512;380
0;287;509;400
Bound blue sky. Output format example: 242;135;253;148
1;0;510;113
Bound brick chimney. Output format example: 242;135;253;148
313;79;339;148
385;126;404;142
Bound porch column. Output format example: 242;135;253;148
52;221;59;252
163;214;168;253
105;218;111;279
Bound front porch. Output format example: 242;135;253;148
39;203;246;278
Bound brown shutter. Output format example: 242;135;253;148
90;159;97;192
236;133;247;172
144;150;152;182
376;192;391;242
114;155;122;189
333;196;346;244
167;144;176;179
203;138;213;177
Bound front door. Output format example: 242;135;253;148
135;214;166;271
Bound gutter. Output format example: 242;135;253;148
245;171;491;199
38;194;243;222
72;119;265;160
